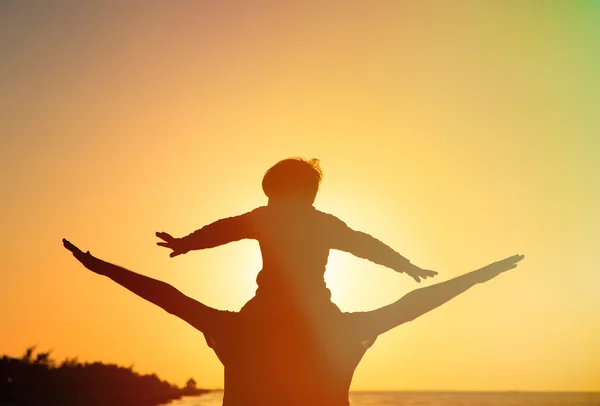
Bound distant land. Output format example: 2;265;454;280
0;346;209;405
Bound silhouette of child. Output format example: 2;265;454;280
157;158;434;309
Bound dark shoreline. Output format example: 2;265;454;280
0;347;209;406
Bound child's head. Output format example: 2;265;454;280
262;158;323;205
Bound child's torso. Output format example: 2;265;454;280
251;204;336;302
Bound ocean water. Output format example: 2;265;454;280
164;391;600;406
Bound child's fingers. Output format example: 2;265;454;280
156;232;175;242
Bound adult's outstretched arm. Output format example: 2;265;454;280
63;239;217;333
365;254;525;336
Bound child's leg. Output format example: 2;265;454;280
359;255;524;337
63;239;224;334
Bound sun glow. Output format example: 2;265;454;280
324;251;358;309
2;1;599;392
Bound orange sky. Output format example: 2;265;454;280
1;2;599;391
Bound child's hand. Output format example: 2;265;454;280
399;263;437;283
156;232;188;258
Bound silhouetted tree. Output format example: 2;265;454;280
0;347;209;406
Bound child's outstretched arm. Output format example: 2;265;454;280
156;209;259;258
328;216;437;282
63;239;219;333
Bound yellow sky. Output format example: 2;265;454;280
1;2;599;391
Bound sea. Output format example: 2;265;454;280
163;391;600;406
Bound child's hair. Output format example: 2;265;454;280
262;158;323;204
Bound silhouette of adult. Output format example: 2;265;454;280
63;158;524;405
63;239;522;406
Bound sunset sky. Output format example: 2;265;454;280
1;1;599;391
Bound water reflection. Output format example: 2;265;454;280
163;391;600;406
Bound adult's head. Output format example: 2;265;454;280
262;158;323;205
